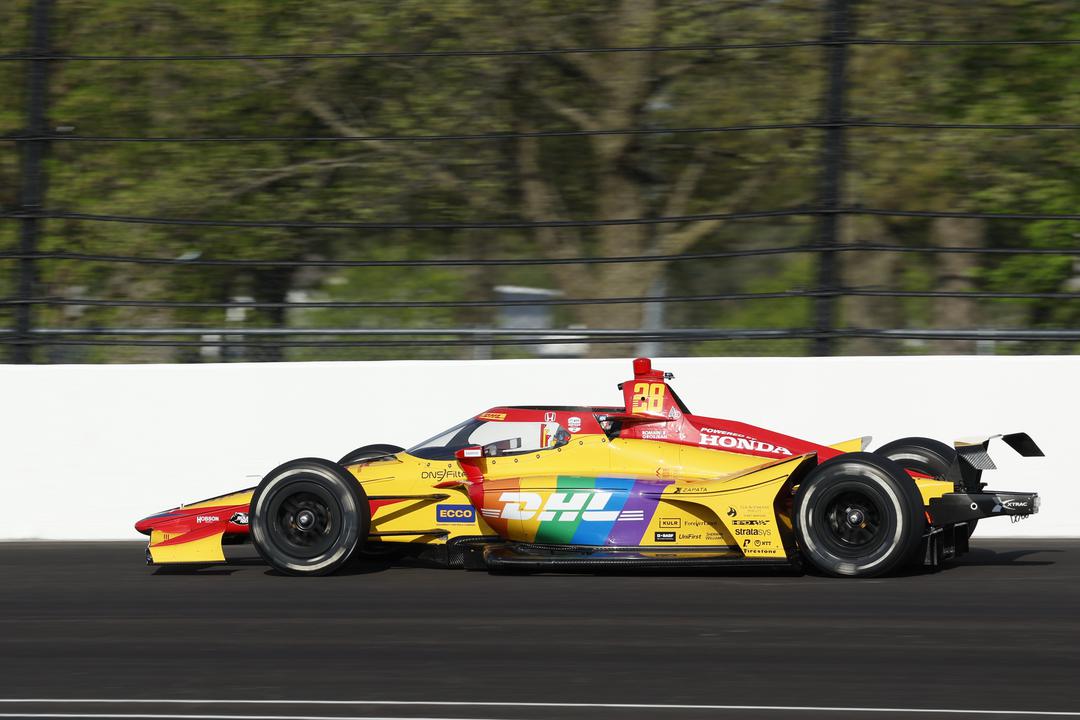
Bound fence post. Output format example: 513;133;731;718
813;0;850;356
13;0;52;363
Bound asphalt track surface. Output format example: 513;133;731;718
0;540;1078;720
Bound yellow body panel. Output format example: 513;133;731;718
351;434;800;554
914;477;955;505
149;529;226;563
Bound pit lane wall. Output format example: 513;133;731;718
0;356;1075;540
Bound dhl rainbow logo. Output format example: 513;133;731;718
477;476;673;545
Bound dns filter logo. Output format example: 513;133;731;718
436;505;476;523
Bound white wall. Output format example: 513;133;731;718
0;356;1074;540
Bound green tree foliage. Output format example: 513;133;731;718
2;0;1077;362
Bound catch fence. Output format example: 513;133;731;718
1;0;1078;362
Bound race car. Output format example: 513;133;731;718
136;358;1042;578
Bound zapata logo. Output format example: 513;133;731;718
727;506;737;517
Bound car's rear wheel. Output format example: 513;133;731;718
250;458;369;576
794;453;924;578
875;436;976;538
338;443;404;466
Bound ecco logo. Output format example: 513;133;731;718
496;491;620;522
436;504;476;523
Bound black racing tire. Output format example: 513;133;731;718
338;443;404;466
794;452;925;578
875;437;976;538
250;458;369;576
874;436;955;479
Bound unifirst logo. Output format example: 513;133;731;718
497;491;619;522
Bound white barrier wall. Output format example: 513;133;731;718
0;356;1075;540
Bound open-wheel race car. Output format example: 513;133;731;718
136;358;1043;578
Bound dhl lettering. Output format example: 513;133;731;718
494;491;620;522
478;412;507;421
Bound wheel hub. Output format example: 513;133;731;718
845;507;866;526
296;509;316;530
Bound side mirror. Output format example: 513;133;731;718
449;445;486;486
455;445;483;460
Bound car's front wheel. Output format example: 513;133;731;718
794;453;924;578
338;443;404;466
250;458;369;576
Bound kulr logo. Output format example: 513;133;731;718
436;504;476;523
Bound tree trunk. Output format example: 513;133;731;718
840;215;902;355
930;217;983;354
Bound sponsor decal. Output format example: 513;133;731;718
685;519;719;529
673;485;709;494
436;504;476;523
195;515;220;524
699;433;793;455
655;531;676;542
478;412;507;421
421;468;467;481
659;517;681;529
731;519;768;526
678;532;703;540
229;512;249;526
495;491;621;522
1000;498;1030;510
641;430;666;439
734;528;767;536
567;416;582;433
727;506;738;517
544;411;556;422
742;538;751;548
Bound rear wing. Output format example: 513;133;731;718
952;432;1044;491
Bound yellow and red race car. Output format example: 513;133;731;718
136;358;1042;578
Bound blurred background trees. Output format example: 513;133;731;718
1;0;1077;362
